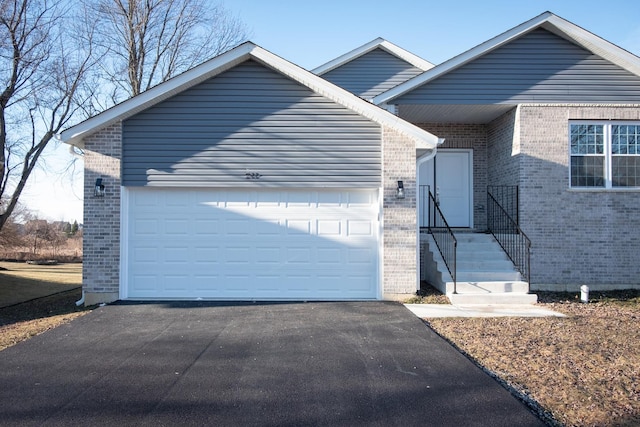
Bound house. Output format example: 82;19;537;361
60;12;640;305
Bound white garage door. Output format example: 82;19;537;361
124;188;379;300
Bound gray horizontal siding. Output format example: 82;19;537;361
321;48;424;99
122;60;381;187
394;28;640;104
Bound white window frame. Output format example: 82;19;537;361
569;121;640;189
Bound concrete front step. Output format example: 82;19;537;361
452;281;530;294
456;271;523;282
448;292;538;305
422;232;537;305
456;259;518;271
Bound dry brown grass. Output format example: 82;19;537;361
427;291;640;427
0;262;82;307
0;261;82;284
0;289;91;351
0;263;90;352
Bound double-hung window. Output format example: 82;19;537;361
570;122;640;188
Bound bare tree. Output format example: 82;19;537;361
0;0;96;232
88;0;249;100
0;200;27;250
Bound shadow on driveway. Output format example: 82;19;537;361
0;301;546;426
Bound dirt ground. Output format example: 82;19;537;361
427;290;640;427
0;288;90;351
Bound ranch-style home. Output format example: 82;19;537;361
60;12;640;305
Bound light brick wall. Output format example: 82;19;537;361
417;123;488;230
381;127;418;297
82;122;122;304
487;108;520;187
518;105;640;290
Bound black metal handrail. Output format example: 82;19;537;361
487;185;519;225
487;190;531;284
419;185;431;232
425;188;457;293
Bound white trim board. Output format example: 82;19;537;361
313;38;434;75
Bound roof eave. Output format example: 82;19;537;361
60;41;440;151
374;11;640;105
313;38;434;75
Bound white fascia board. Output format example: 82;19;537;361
312;37;386;75
251;46;440;149
59;43;256;147
542;15;640;77
313;37;433;75
375;11;640;106
378;40;434;71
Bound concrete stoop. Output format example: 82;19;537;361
421;232;538;305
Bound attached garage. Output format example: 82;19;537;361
119;57;383;300
59;42;440;305
123;188;379;300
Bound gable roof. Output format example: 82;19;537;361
58;42;441;150
312;38;434;75
374;11;640;105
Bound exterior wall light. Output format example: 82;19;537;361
94;178;105;197
396;180;405;199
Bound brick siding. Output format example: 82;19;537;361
518;105;640;290
82;122;122;304
487;108;520;187
381;127;419;297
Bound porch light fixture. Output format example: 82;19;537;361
94;178;105;197
396;180;405;199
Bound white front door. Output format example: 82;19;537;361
419;150;473;228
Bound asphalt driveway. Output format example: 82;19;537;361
0;301;545;426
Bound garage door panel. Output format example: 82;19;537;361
347;191;374;206
317;220;341;236
133;246;158;263
194;247;220;263
286;219;311;235
165;219;189;235
347;220;373;236
316;247;342;264
134;218;159;235
194;218;220;234
348;248;375;264
131;275;159;292
126;188;379;300
164;247;189;265
255;219;283;235
255;247;281;264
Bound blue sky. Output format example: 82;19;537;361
21;0;640;222
231;0;640;68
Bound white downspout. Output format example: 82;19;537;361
415;139;444;290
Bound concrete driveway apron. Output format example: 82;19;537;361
0;301;546;426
